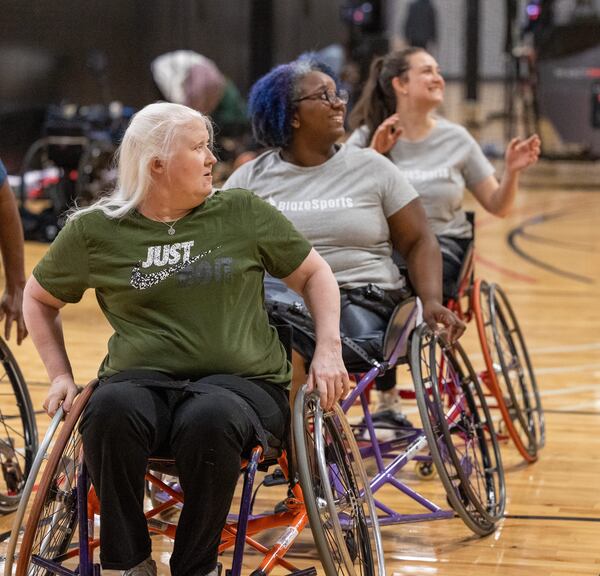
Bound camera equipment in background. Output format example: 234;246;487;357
18;102;133;241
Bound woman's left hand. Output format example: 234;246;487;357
505;134;541;174
306;343;351;411
422;300;466;343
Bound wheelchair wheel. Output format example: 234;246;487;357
16;382;96;576
0;338;38;513
473;280;544;461
294;385;386;576
445;337;506;522
410;323;501;535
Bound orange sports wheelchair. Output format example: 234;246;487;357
444;212;545;462
5;379;385;576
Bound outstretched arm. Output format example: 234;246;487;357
0;179;27;343
471;134;541;217
23;276;79;416
282;249;350;410
389;199;465;342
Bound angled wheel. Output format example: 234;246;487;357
294;385;386;576
16;382;97;576
473;280;544;461
410;323;504;535
445;338;506;522
0;338;38;513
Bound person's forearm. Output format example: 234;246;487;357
0;184;26;289
23;295;73;382
405;235;443;306
490;170;519;217
300;267;342;348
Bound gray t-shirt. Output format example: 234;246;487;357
346;118;495;238
224;144;418;290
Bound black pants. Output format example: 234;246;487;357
438;236;472;302
79;371;288;576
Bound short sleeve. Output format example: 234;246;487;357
250;193;312;278
0;160;7;186
463;136;495;189
33;218;91;303
373;152;419;218
223;161;251;190
345;127;369;150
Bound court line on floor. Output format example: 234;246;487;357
538;383;599;397
530;341;600;354
548;401;600;412
535;363;600;375
503;514;600;523
463;341;600;364
507;212;595;284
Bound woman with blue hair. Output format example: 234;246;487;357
225;59;464;428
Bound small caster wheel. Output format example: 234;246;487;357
415;460;436;480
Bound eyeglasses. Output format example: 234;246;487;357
294;88;349;106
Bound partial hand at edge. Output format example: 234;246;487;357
0;287;28;345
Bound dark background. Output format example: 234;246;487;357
0;0;348;170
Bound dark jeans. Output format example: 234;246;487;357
79;371;288;576
339;296;396;392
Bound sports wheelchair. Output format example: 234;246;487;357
444;214;545;463
0;337;38;513
265;279;506;537
5;379;385;576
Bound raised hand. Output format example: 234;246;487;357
369;113;404;154
505;134;541;174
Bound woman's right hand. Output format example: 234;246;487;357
44;374;79;417
306;341;351;412
369;114;403;154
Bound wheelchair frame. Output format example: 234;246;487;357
267;293;505;537
7;381;385;576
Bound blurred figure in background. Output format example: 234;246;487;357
151;51;249;168
403;0;438;50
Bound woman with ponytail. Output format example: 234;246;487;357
348;48;541;299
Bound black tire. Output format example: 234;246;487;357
478;281;544;456
410;323;498;536
294;385;386;576
446;339;506;522
0;339;38;513
16;383;96;576
488;283;545;450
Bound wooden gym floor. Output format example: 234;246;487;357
1;75;600;575
0;166;599;575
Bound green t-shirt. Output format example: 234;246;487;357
33;189;311;386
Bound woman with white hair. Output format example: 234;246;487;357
23;102;349;576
